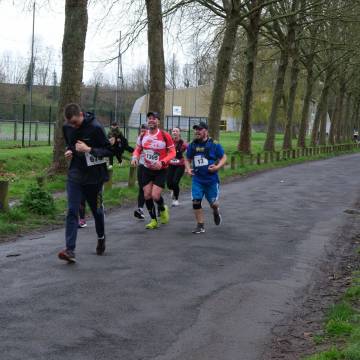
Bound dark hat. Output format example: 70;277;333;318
147;111;160;119
111;121;118;126
193;122;208;130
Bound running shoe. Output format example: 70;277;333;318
172;200;179;207
146;219;159;229
192;224;205;234
107;165;113;170
134;208;145;220
159;205;170;224
58;249;76;263
213;209;222;226
78;219;87;228
96;235;106;255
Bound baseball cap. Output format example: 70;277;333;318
193;122;208;130
147;111;160;119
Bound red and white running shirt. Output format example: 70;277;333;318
133;129;175;170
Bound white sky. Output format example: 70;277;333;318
0;0;189;84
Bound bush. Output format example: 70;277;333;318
21;184;55;215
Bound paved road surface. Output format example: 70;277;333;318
1;154;359;360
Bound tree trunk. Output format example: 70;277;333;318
335;83;346;144
263;48;289;151
238;0;262;154
283;56;300;150
52;0;88;173
310;71;331;146
318;104;328;145
343;95;352;142
297;57;314;148
146;0;165;127
208;16;239;141
329;93;340;145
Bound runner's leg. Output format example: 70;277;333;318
65;181;83;251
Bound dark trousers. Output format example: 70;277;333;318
65;181;105;251
137;164;145;208
167;165;185;199
79;195;86;220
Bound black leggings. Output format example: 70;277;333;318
79;195;86;219
137;164;145;208
167;165;185;200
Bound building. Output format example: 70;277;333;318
129;85;240;131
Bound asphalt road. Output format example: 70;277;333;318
1;154;360;360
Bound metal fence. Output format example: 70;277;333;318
0;103;208;146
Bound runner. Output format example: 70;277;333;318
185;122;227;234
167;127;187;206
131;111;176;229
108;122;134;168
58;103;113;263
134;124;148;220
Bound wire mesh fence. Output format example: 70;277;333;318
0;102;207;147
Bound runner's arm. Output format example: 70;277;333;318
184;157;193;176
162;145;176;165
88;127;114;158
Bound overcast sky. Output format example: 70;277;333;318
0;0;189;84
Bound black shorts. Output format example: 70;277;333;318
142;167;167;188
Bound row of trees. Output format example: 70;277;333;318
50;0;360;172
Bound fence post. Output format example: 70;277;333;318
239;153;244;167
35;121;39;141
128;166;137;187
276;151;280;161
256;153;261;165
282;150;287;160
188;117;191;142
0;180;9;212
292;149;296;159
13;120;17;141
48;106;52;146
270;152;274;162
22;104;25;148
249;153;253;165
230;154;236;169
264;152;269;164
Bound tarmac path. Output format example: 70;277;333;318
1;154;360;360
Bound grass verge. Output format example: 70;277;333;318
305;271;360;360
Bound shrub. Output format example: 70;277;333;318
21;185;55;215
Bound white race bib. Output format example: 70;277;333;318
170;158;180;164
144;149;160;163
194;155;208;167
85;152;107;167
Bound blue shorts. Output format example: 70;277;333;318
191;180;220;204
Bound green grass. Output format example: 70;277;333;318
305;272;360;360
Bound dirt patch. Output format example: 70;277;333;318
263;210;360;359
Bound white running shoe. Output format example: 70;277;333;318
172;200;179;207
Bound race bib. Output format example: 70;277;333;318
170;158;180;164
85;152;107;167
194;155;208;167
144;149;160;163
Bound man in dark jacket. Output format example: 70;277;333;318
108;122;134;168
58;103;113;263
